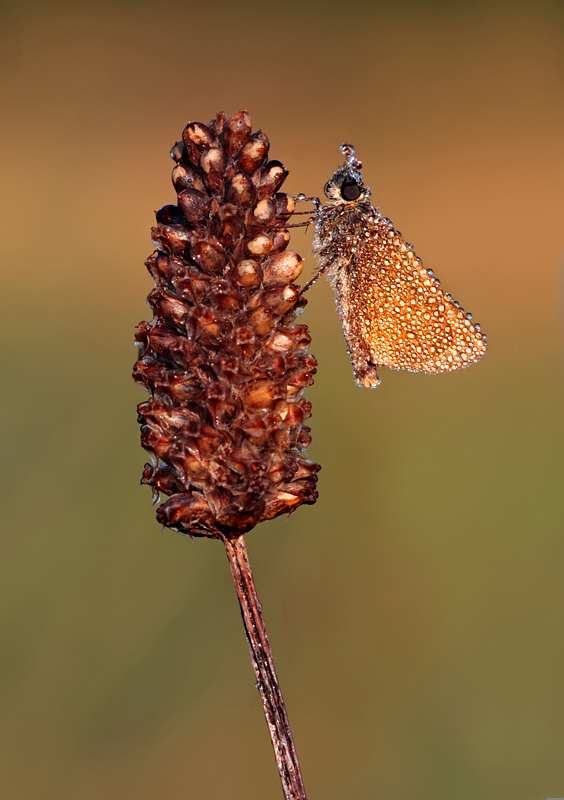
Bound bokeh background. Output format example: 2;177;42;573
2;0;564;797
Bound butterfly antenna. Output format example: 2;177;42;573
340;143;363;179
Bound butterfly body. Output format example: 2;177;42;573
311;145;487;388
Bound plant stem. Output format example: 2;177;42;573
223;535;308;800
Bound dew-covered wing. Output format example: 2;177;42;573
351;219;487;374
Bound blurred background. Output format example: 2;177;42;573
1;0;564;797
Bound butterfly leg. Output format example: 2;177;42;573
284;220;314;229
294;194;321;209
300;263;330;294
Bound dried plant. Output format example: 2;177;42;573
133;110;318;799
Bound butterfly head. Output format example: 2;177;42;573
323;143;371;205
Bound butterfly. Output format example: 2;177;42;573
299;144;487;388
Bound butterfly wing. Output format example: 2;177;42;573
340;214;487;383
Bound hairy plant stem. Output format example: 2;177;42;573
223;536;308;800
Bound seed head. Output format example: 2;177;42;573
134;111;319;539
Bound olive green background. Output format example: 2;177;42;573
2;0;564;797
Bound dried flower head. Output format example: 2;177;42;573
134;111;319;539
311;144;487;387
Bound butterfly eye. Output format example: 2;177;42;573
341;179;361;201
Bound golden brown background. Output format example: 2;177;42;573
2;0;564;797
